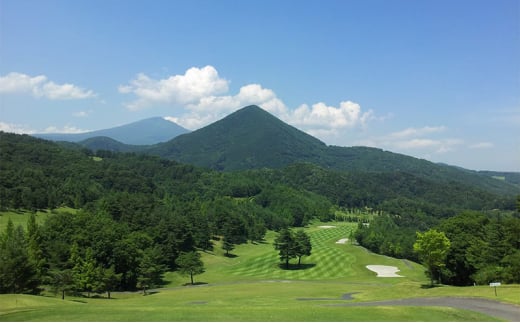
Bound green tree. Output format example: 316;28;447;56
175;251;205;285
26;213;46;283
137;246;166;294
274;228;296;269
98;265;122;299
81;248;101;297
413;229;451;286
293;230;312;266
0;219;39;293
49;269;74;300
222;235;235;256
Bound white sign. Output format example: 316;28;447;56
490;282;501;287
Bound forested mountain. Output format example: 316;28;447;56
146;105;328;170
48;105;517;197
78;136;143;153
143;105;519;197
33;117;189;145
477;171;520;186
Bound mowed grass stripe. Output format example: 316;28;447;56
223;223;357;280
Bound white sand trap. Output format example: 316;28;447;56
336;238;349;244
366;265;403;277
318;225;336;228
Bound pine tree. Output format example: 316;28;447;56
293;230;312;266
222;235;235;256
0;220;38;293
26;214;46;285
274;228;296;269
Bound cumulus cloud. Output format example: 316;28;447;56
119;66;229;110
291;101;374;130
124;65;374;139
0;121;35;134
0;72;96;100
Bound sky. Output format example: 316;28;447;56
0;0;519;171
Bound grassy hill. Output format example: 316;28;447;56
2;222;517;321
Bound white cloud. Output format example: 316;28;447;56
42;125;88;134
0;72;96;100
119;65;229;110
360;125;464;156
0;73;46;93
469;142;494;149
124;66;374;138
0;121;35;134
291;101;374;130
0;120;89;134
389;126;446;139
394;138;441;149
73;110;90;117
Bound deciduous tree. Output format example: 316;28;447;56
175;251;205;285
413;229;451;286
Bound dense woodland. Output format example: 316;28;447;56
0;131;519;295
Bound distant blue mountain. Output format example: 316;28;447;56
33;117;190;145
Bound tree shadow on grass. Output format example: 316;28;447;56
420;284;441;289
224;253;238;258
182;282;209;286
278;263;316;270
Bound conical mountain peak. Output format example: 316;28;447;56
149;105;327;170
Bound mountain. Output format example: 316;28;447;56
145;105;519;196
147;105;328;170
33;117;189;145
78;136;144;153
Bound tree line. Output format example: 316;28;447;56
356;202;520;285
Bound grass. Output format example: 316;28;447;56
0;207;75;232
0;285;501;322
1;221;518;321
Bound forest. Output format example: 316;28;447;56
0;131;519;295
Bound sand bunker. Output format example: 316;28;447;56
366;265;403;277
318;225;336;228
336;238;349;244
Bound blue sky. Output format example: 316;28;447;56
1;0;519;171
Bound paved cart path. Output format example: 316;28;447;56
328;297;520;321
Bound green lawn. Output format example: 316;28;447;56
0;207;75;232
1;221;518;321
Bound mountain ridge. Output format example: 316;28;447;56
33;117;190;145
143;105;518;196
43;105;519;197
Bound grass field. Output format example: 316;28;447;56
1;221;518;321
0;207;76;232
